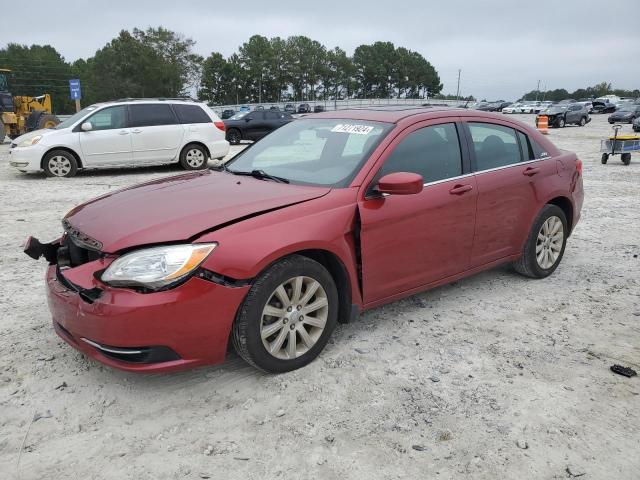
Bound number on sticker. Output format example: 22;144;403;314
331;124;374;135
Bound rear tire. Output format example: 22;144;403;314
601;153;609;164
43;150;78;178
232;255;339;373
226;129;241;145
179;144;208;170
513;204;568;279
621;153;631;166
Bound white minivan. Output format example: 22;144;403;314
8;99;229;177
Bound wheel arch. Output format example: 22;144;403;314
547;196;574;234
41;146;83;169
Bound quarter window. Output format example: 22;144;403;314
86;106;127;131
516;131;533;161
172;104;211;124
468;123;521;171
129;104;177;127
378;123;463;183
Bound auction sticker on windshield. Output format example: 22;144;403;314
331;124;374;135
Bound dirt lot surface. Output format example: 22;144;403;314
1;115;638;479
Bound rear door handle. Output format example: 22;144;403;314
523;166;540;176
118;130;129;135
449;184;473;195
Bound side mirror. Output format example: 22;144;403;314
376;172;423;196
244;117;252;122
81;122;93;132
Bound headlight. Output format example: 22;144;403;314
18;135;43;147
101;243;217;289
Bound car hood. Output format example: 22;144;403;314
13;127;63;145
63;170;331;253
541;107;567;114
611;111;632;117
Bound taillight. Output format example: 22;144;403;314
214;121;225;132
576;159;583;175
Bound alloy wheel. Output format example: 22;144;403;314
536;216;564;269
48;156;71;177
260;276;328;360
185;148;205;168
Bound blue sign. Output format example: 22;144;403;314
69;79;81;100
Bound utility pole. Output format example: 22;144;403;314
535;79;541;101
456;69;461;101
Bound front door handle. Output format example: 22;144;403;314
523;166;540;176
449;184;473;195
132;129;142;134
118;130;129;135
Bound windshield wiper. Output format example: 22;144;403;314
226;169;290;184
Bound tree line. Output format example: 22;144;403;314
521;82;640;102
0;27;443;114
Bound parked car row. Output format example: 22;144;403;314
223;110;294;144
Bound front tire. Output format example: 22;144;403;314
557;117;566;128
601;153;609;164
179;144;208;170
579;117;586;127
232;255;339;373
43;150;78;177
513;204;568;279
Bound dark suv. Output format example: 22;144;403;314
297;103;311;114
223;110;293;144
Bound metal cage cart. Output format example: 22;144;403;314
601;124;640;166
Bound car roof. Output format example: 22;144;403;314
309;106;510;124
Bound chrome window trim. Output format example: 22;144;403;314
472;157;546;176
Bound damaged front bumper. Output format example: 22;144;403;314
27;236;250;373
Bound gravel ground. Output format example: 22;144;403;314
0;115;638;480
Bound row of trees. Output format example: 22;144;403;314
521;82;640;102
0;28;443;114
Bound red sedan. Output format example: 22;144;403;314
26;107;583;373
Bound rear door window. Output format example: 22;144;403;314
172;104;211;124
468;123;521;171
379;123;463;183
129;104;178;127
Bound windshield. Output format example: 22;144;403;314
55;106;98;129
226;118;392;187
229;112;249;120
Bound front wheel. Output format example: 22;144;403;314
579;117;586;127
513;204;568;279
232;255;339;373
601;153;609;164
43;150;78;177
557;117;566;128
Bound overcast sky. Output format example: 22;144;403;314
4;0;639;100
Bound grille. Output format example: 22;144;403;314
60;234;103;267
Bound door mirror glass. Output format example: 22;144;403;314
81;122;92;132
377;172;423;195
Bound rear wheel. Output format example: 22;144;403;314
601;153;609;164
43;150;78;178
226;129;241;145
621;153;631;165
514;204;567;279
232;255;338;373
37;114;60;130
179;144;208;170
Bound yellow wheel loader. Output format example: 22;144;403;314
1;68;60;140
